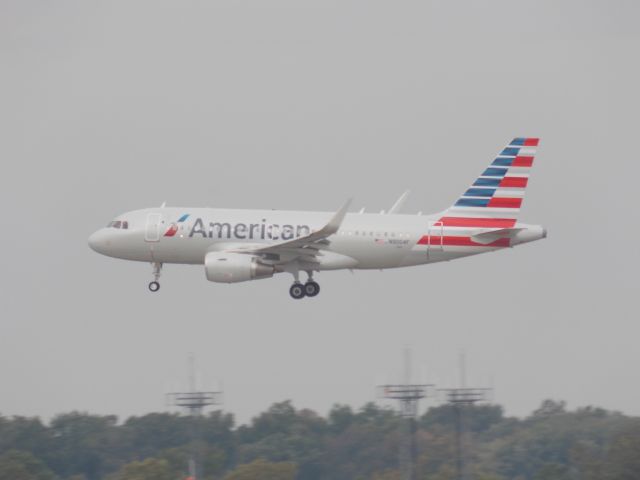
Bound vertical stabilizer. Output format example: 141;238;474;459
439;137;540;228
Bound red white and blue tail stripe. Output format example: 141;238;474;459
440;137;539;228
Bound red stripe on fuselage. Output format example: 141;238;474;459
524;138;539;146
438;217;516;228
417;235;510;247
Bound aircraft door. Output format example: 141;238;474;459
426;221;443;260
145;213;162;242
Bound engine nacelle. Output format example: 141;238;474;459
204;252;275;283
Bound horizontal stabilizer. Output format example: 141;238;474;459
471;227;524;245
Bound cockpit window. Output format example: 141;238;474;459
106;220;127;229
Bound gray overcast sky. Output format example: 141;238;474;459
1;0;639;424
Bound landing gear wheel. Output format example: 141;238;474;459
304;281;320;297
289;283;306;300
149;262;162;292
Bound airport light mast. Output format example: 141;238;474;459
167;354;222;480
378;348;433;480
438;354;491;480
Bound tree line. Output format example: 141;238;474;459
1;399;639;480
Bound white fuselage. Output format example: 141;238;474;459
88;138;546;297
88;207;546;271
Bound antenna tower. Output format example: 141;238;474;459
438;353;491;480
167;354;223;480
378;348;433;480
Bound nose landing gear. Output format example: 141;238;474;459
148;262;162;293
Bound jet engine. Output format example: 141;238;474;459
204;252;275;283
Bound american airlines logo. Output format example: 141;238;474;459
188;217;311;241
164;214;190;237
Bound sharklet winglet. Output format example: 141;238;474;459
388;190;411;214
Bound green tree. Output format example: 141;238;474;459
0;416;52;462
532;399;567;417
237;402;328;479
0;450;57;480
106;458;173;480
222;458;297;480
369;469;401;480
2;400;640;480
602;422;640;480
238;402;299;444
424;464;455;480
47;412;120;480
489;401;626;479
123;413;192;459
420;404;505;434
328;405;356;434
323;403;401;480
415;429;455;477
533;463;571;480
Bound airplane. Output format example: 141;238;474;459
88;137;546;299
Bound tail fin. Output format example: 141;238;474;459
439;137;540;228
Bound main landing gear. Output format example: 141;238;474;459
289;283;305;299
289;271;321;300
304;281;320;297
148;262;162;292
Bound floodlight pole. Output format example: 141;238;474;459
378;348;433;480
438;355;491;480
167;354;222;480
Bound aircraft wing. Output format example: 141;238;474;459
228;199;352;264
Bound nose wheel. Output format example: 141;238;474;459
148;262;162;293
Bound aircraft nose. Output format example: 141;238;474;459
88;229;110;254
